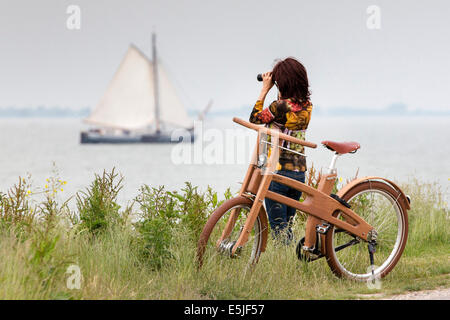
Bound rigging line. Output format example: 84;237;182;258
156;50;199;112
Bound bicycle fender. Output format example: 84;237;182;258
258;205;269;252
337;176;410;211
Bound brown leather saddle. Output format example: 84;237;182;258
321;140;360;154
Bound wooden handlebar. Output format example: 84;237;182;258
232;117;317;149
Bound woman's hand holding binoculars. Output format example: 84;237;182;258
257;72;274;102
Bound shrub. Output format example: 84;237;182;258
134;183;233;269
76;168;125;235
134;185;178;270
0;177;35;235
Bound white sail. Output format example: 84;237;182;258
84;45;155;130
158;64;193;129
85;43;193;131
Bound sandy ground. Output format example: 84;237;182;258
356;287;450;300
384;287;450;300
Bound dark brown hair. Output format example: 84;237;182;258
272;57;310;103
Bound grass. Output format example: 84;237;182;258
0;168;448;300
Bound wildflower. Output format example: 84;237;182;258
45;184;48;189
339;177;343;183
61;188;64;192
27;190;32;195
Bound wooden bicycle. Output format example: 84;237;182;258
197;117;410;281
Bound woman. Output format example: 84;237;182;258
249;57;313;244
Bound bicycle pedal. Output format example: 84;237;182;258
296;238;323;262
301;246;322;261
316;223;331;234
304;251;321;261
302;245;315;252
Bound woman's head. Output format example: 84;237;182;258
272;57;310;102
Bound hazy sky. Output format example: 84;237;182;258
0;0;449;112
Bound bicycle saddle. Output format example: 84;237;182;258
321;140;360;154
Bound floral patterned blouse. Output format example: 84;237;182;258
249;98;313;172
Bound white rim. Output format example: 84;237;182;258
330;187;405;280
220;204;263;263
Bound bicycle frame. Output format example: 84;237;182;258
219;118;375;256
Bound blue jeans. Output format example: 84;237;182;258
264;170;305;244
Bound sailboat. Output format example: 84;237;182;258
80;33;201;144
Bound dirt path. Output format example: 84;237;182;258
384;287;450;300
356;287;450;300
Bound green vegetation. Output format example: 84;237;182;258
0;169;448;299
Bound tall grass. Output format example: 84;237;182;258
0;169;448;299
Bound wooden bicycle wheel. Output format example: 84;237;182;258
197;196;268;269
325;180;409;281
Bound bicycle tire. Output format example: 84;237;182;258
325;180;409;281
197;196;268;269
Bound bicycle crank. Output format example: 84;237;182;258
296;237;324;262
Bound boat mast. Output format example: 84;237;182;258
152;32;161;133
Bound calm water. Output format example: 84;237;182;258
0;116;448;206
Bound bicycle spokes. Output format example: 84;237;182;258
328;185;406;280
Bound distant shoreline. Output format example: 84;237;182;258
0;113;449;119
0;105;449;118
200;103;450;118
0;106;90;118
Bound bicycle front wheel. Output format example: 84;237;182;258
325;180;409;281
197;196;268;269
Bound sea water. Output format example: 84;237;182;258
0;116;448;206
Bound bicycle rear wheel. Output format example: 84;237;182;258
197;196;268;269
325;180;408;281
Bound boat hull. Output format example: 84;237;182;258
80;131;195;144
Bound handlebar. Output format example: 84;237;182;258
232;117;317;149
